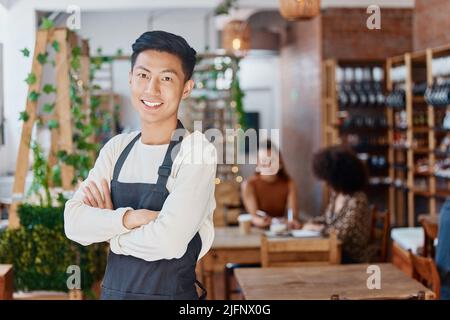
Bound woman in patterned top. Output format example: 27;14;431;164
305;146;371;264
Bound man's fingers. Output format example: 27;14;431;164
83;196;94;207
89;181;105;209
84;186;98;207
101;179;113;209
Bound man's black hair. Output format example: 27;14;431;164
131;30;197;82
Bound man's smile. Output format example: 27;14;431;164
141;99;164;110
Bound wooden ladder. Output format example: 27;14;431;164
9;28;91;229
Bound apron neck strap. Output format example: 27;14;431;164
112;132;142;181
156;119;186;187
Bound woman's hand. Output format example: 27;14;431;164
83;179;113;209
302;222;325;232
122;209;159;230
252;215;272;228
287;219;302;230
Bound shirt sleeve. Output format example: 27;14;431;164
109;139;217;261
64;135;133;246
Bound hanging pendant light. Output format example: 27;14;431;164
222;20;251;56
279;0;321;20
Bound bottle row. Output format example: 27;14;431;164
386;80;450;109
340;116;388;129
336;67;386;108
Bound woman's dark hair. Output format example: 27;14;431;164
131;30;197;81
312;146;368;195
256;139;291;181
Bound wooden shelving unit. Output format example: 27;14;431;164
386;43;450;226
429;45;450;216
322;59;390;212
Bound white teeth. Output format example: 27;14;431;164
142;100;162;107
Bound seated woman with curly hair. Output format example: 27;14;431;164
304;146;371;264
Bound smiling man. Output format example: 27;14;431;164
64;31;217;300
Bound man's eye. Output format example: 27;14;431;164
162;76;172;81
137;73;149;79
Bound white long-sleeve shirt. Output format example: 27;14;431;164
64;129;217;261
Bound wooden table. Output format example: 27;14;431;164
198;227;263;300
235;263;435;300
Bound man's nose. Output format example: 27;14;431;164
144;77;160;95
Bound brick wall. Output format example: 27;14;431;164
414;0;450;51
322;8;413;60
280;16;323;216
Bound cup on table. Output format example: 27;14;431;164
238;213;252;235
270;218;287;235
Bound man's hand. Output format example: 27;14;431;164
122;209;160;230
82;179;159;229
83;179;113;209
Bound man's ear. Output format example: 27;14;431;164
181;79;195;100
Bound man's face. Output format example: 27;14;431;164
129;50;194;125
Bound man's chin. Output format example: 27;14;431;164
139;113;177;126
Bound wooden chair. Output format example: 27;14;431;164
0;264;13;300
369;206;391;263
408;250;441;300
418;216;439;259
260;230;341;268
222;202;244;226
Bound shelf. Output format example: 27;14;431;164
389;55;405;66
435;174;450;180
392;145;408;151
410;51;427;62
391;164;408;171
435;190;450;199
413;189;433;197
351;144;389;150
435;127;450;133
414;171;431;177
412;127;431;133
435;150;450;158
413;148;431;154
412;96;427;104
337;127;389;135
390;126;408;131
431;43;450;59
393;184;408;190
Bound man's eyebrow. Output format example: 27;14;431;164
160;69;180;76
135;65;151;73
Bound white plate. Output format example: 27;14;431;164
264;230;290;238
290;229;322;238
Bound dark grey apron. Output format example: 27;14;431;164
100;120;206;300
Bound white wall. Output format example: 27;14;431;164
0;1;36;176
237;52;282;178
239;53;281;133
0;1;219;175
0;3;6;169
